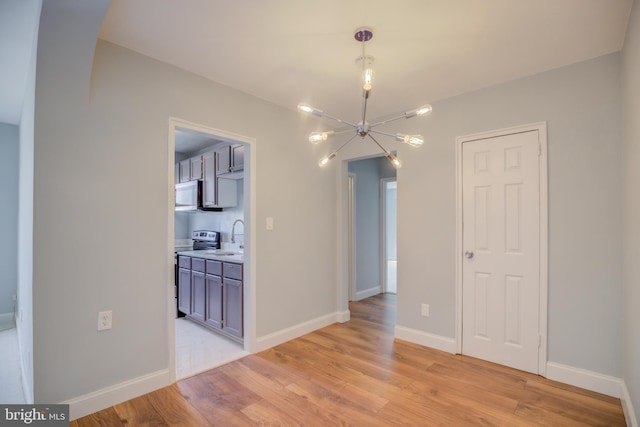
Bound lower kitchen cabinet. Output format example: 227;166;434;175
177;255;243;343
223;278;243;338
205;273;223;329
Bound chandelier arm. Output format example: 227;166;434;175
368;129;398;139
367;133;392;155
321;113;359;128
369;113;410;128
334;133;360;154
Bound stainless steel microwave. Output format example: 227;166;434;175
175;180;202;211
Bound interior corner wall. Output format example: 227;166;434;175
336;53;623;378
622;0;640;418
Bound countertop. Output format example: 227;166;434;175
176;250;244;264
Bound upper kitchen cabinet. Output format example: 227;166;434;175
216;144;244;179
177;154;203;183
202;149;237;208
190;155;203;181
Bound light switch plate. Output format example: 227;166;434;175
266;217;274;230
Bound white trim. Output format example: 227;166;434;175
380;177;397;294
0;312;14;327
394;326;457;354
348;173;357;301
455;122;548;376
255;312;342;352
622;381;639;427
65;369;171;421
336;310;351;323
545;362;623;398
355;285;382;301
167;117;258;382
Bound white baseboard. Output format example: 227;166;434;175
64;369;171;421
355;286;380;301
256;311;342;352
621;381;638;427
336;310;350;323
545;362;623;398
0;312;14;327
394;325;457;354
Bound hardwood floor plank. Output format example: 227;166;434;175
73;293;625;426
112;394;169;426
145;384;210;426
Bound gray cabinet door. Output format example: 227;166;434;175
205;274;223;329
230;144;244;172
216;146;231;174
202;151;217;207
190;270;206;322
178;267;191;315
223;278;243;338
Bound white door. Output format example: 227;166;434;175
462;130;541;374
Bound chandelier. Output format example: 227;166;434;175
298;27;432;169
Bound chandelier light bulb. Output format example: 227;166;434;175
405;104;433;119
309;131;334;144
297;103;324;116
416;105;433;116
396;133;424;147
387;153;402;169
318;152;337;167
361;56;374;92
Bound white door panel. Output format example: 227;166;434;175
462;130;540;374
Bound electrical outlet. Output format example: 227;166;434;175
421;304;430;317
98;310;112;331
266;217;274;230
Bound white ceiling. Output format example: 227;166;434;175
99;0;633;125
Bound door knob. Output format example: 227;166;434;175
464;251;474;259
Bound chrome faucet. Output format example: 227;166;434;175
231;219;244;246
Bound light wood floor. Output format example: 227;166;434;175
73;294;626;426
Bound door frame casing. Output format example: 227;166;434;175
380;177;397;294
454;122;548;376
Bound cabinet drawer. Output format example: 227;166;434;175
191;258;206;273
206;260;222;276
223;262;243;280
178;256;191;269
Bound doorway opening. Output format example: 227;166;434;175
347;157;397;302
168;118;255;381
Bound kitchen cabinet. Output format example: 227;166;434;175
205;260;223;329
216;144;244;178
177;155;203;183
202;149;237;208
223;262;243;338
190;155;203;181
177;256;191;315
179;159;191;183
190;258;206;322
177;255;243;342
202;151;216;207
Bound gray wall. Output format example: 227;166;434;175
622;0;640;417
34;1;335;403
0;123;19;316
337;53;623;378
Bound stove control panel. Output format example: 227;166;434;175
191;230;220;242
